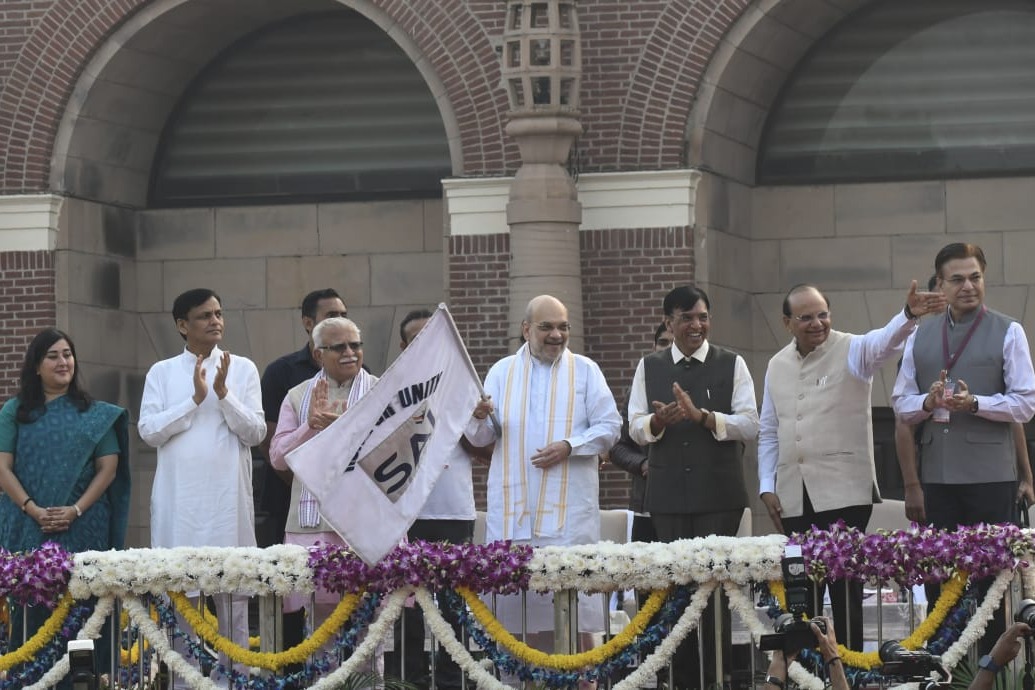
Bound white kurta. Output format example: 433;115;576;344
140;346;266;548
467;346;621;632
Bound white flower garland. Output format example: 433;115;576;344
70;545;313;599
529;536;785;592
120;590;405;690
723;583;824;690
938;568;1014;669
24;596;115;690
306;589;405;690
122;595;221;690
610;582;716;690
415;582;717;690
1022;562;1035;598
415;588;514;690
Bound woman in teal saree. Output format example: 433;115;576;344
0;328;130;684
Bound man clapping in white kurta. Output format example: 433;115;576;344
139;288;266;688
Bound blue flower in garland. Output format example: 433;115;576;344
441;586;694;687
0;601;92;689
150;592;384;690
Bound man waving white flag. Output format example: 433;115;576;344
286;305;483;564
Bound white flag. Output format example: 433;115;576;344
285;305;483;564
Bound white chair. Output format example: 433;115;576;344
866;498;909;533
736;506;752;537
599;508;633;543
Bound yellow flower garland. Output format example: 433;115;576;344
169;590;361;670
0;592;74;671
770;571;968;670
458;586;670;671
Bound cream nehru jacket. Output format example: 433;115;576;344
766;330;880;518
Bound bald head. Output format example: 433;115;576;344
522;295;569;363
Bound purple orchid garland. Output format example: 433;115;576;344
790;520;1031;585
308;539;534;595
0;542;72;609
3;526;1032;611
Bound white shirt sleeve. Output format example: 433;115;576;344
566;360;622;455
627;357;659;445
137;363;199;448
710;355;759;442
757;371;779;495
216;357;267;447
891;330;929;423
847;309;916;380
976;322;1035;422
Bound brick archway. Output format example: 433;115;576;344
0;0;512;199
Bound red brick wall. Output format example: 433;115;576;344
581;227;695;509
448;227;695;511
0;0;754;191
0;251;55;399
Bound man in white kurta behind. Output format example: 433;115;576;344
466;295;621;653
139;288;266;687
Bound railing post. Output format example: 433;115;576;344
259;594;282;656
553;589;577;654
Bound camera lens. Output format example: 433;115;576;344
1015;599;1035;627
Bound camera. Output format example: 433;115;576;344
879;641;947;683
1015;598;1035;627
759;545;825;653
68;639;97;690
759;612;827;653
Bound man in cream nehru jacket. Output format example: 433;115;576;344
758;281;944;650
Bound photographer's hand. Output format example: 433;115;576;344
764;650;789;689
969;622;1031;690
811;617;849;690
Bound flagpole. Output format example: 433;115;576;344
436;303;502;435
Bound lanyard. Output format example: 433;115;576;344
942;305;986;375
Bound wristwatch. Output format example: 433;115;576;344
698;409;711;428
971;396;979;413
978;653;1003;673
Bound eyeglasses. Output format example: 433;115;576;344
791;311;830;323
321;341;363;354
943;273;983;288
671;312;709;324
535;321;570;333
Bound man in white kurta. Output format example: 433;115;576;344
466;295;621;640
139;288;266;688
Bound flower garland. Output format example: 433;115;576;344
417;583;717;690
446;586;693;685
123;595;223;690
768;570;967;670
0;542;72;608
0;598;94;689
0;591;74;670
169;590;362;670
791;521;1029;585
70;544;314;599
528;536;785;592
309;540;534;595
305;589;406;690
455;586;669;671
939;569;1014;669
24;596;114;690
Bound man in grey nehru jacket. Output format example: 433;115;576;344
893;241;1035;655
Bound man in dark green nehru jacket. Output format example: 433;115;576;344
628;285;759;690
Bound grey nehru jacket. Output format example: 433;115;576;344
913;308;1016;484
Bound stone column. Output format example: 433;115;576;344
501;1;584;351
